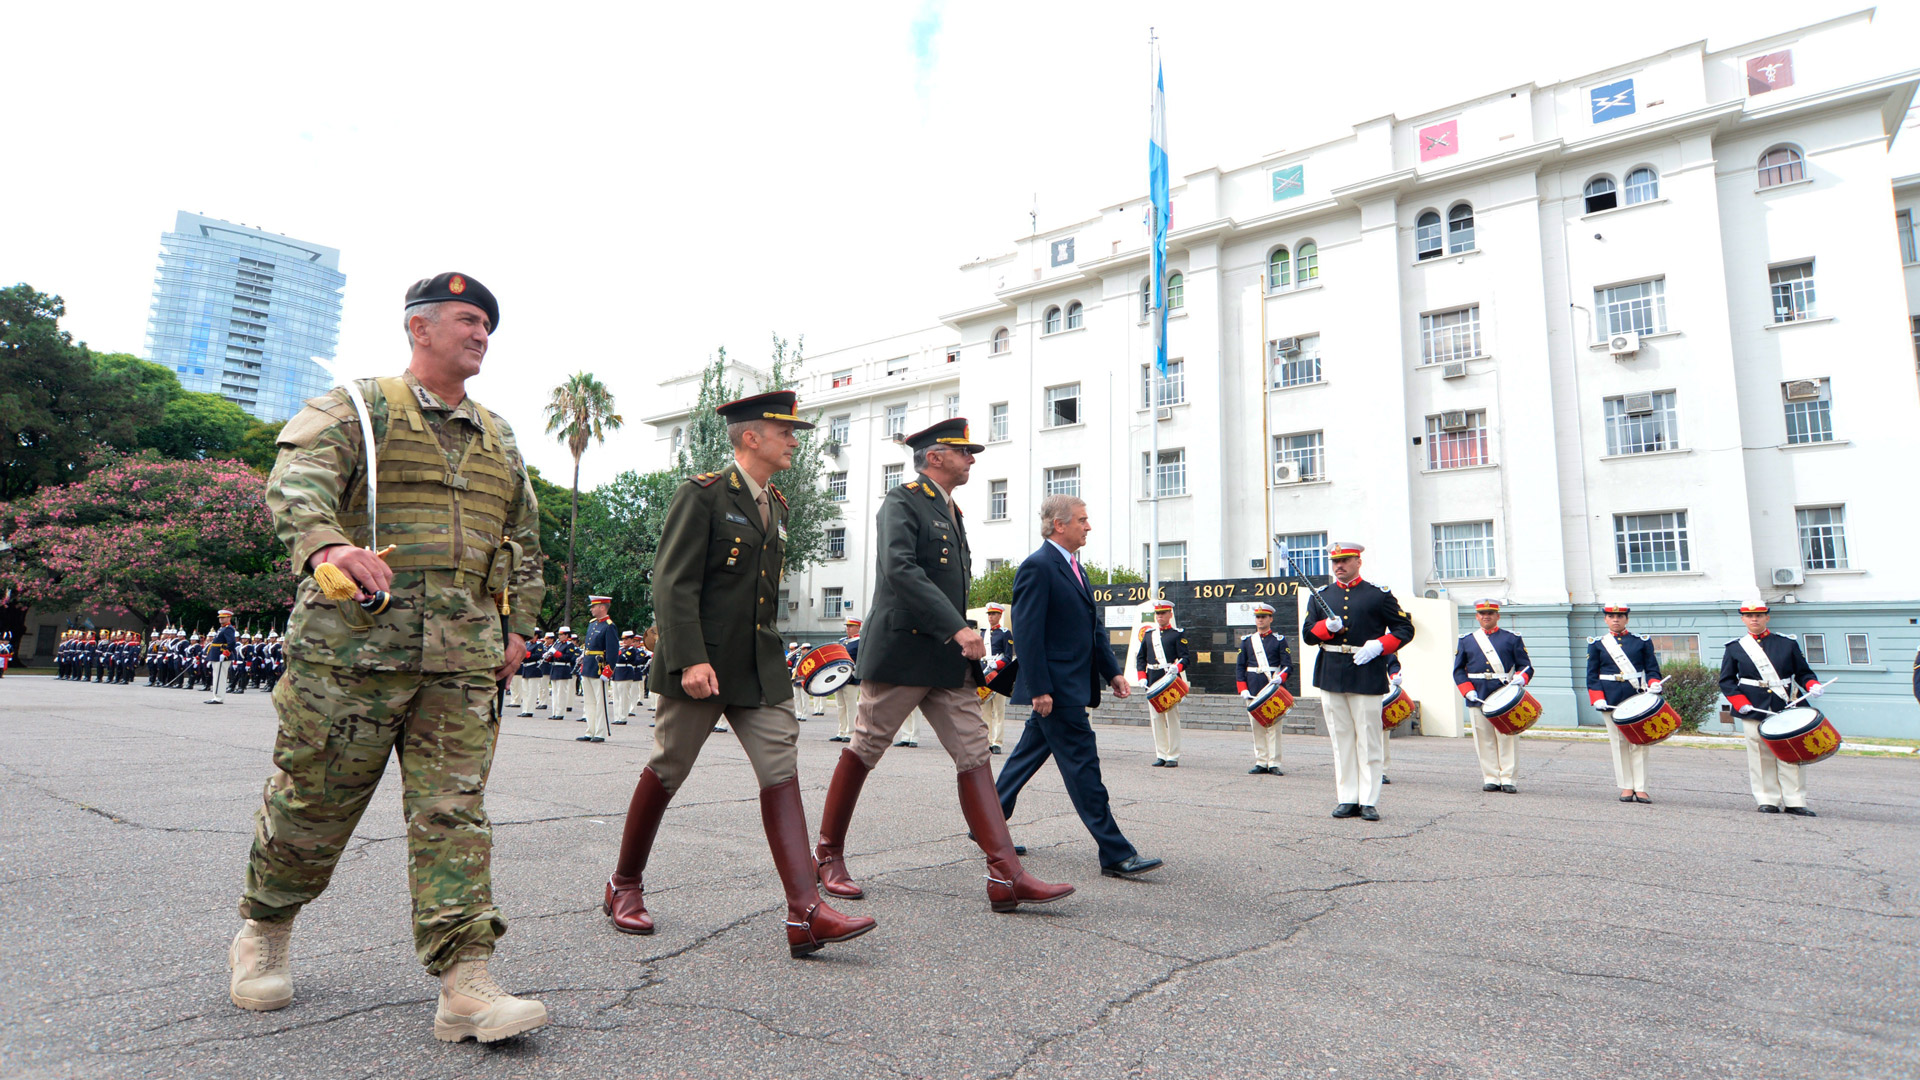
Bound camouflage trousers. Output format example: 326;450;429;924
240;659;505;973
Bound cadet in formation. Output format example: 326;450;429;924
1136;600;1190;768
1720;600;1823;816
829;616;862;743
1235;601;1291;775
601;390;873;958
981;604;1012;753
1453;599;1533;794
226;272;549;1043
578;595;617;743
205;610;239;704
1300;542;1414;822
1587;604;1664;804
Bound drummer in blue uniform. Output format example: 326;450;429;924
1586;603;1663;804
831;617;862;744
1453;599;1533;794
1135;601;1191;768
981;605;1013;754
611;631;638;723
546;627;579;720
1718;599;1823;816
1234;601;1291;775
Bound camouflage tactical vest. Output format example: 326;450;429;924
334;377;515;584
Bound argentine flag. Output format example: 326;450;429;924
1148;53;1170;375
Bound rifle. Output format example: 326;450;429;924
1271;535;1337;623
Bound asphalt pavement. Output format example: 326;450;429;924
1;676;1914;1080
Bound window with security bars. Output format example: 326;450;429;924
1272;335;1322;387
823;588;844;618
989;402;1009;442
1277;532;1328;576
1846;634;1869;665
989;480;1008;520
1420;306;1482;364
1431;521;1496;579
1603;392;1679;455
1273;431;1325;481
827;472;848;501
1782;380;1832;444
1045;383;1081;427
1425;411;1489;469
828;415;850;444
1044;466;1080;497
1796;506;1847;570
882;464;903;490
1613;511;1690;573
1142;449;1186;497
1770;262;1816;322
826;527;846;560
1803;634;1827;665
1597;278;1667;337
885;404;906;438
1141;360;1186;407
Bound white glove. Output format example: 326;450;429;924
1465;691;1482;706
1353;639;1384;665
1736;704;1757;716
1323;615;1344;634
1593;700;1614;712
1388;673;1403;688
1803;682;1824;700
1240;690;1252;702
1647;680;1663;694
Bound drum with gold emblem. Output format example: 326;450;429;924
793;642;854;696
977;655;1018;700
1760;707;1842;765
1611;691;1682;746
1480;683;1543;736
1146;670;1190;714
1380;685;1418;730
1247;681;1294;728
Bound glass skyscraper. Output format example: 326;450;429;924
144;212;345;423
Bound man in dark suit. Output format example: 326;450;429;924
993;495;1162;879
813;418;1072;915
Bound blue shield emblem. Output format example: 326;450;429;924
1591;79;1635;123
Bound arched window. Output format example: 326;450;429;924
1043;306;1062;334
1065;301;1083;329
1140;277;1152;318
1268;247;1291;290
1584;176;1617;214
1758;146;1804;188
1624;167;1658;205
991;327;1010;355
1166;272;1184;309
1296;242;1319;284
1416;211;1442;259
1447;203;1475;253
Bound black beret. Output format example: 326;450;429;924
406;272;499;332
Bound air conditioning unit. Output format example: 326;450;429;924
1784;379;1823;402
1271;337;1300;357
1608;332;1641;357
1439;410;1470;431
1623;392;1655;416
1155;406;1173;421
823;441;842;457
1441;362;1468;380
1272;460;1301;484
1772;567;1805;587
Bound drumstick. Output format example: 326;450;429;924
1743;677;1836;717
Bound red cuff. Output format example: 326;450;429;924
1236;680;1247;693
1379;634;1402;654
1311;620;1332;641
1588;689;1604;705
1516;673;1529;685
1727;694;1751;712
1804;681;1820;692
1457;682;1475;697
1278;670;1289;682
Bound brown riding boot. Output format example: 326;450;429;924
604;767;671;935
957;764;1075;913
761;777;876;957
815;748;870;900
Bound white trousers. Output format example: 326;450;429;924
898;707;920;743
549;675;574;718
209;659;230;702
1741;719;1807;808
1604;713;1649;791
982;692;1006;747
1323;692;1385;806
1248;708;1283;768
507;674;524;707
836;686;860;736
1150;703;1182;761
524;676;546;713
583;677;611;738
1469;706;1519;784
808;688;827;715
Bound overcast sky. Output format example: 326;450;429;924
6;0;1914;490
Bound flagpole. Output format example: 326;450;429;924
1147;29;1162;603
1259;273;1273;578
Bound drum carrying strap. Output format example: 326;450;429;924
1246;633;1276;679
1148;625;1173;671
1737;635;1790;700
1600;634;1643;691
1471;630;1509;682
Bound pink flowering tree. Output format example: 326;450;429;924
0;451;292;632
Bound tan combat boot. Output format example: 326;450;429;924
228;918;294;1011
433;947;548;1043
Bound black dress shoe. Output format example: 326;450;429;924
1270;768;1284;776
990;745;1002;754
1633;794;1651;804
1619;795;1635;803
1359;805;1380;821
1250;766;1269;774
590;736;605;743
1500;784;1517;794
1164;760;1178;768
1152;758;1166;767
576;735;593;741
896;740;917;747
1784;806;1817;817
1380;775;1392;785
1331;803;1359;818
1757;804;1781;813
1101;855;1163;878
1483;783;1501;792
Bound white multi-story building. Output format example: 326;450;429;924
643;11;1920;736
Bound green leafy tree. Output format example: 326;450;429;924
543;373;623;628
764;334;839;574
136;390;256;460
967;560;1140;607
1656;660;1722;734
235;420;286;471
92;353;181;433
574;468;681;632
525;466;578;630
679;348;742;476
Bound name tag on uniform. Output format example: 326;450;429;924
725;512;749;525
935;519;951;529
777;523;788;543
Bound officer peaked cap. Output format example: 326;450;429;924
718;390;813;429
904;417;985;454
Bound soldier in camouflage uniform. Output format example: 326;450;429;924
227;272;549;1044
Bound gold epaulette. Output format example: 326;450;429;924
691;472;720;487
904;481;920;492
924;484;938;499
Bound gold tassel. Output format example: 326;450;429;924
313;562;359;601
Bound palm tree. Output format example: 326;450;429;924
544;373;623;626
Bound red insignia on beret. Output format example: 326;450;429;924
449;274;467;294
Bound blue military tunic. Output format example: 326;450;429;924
1452;628;1533;700
582;617;618;680
1235;631;1292;695
1301;579;1416;695
1717;633;1818;714
1585;632;1661;707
